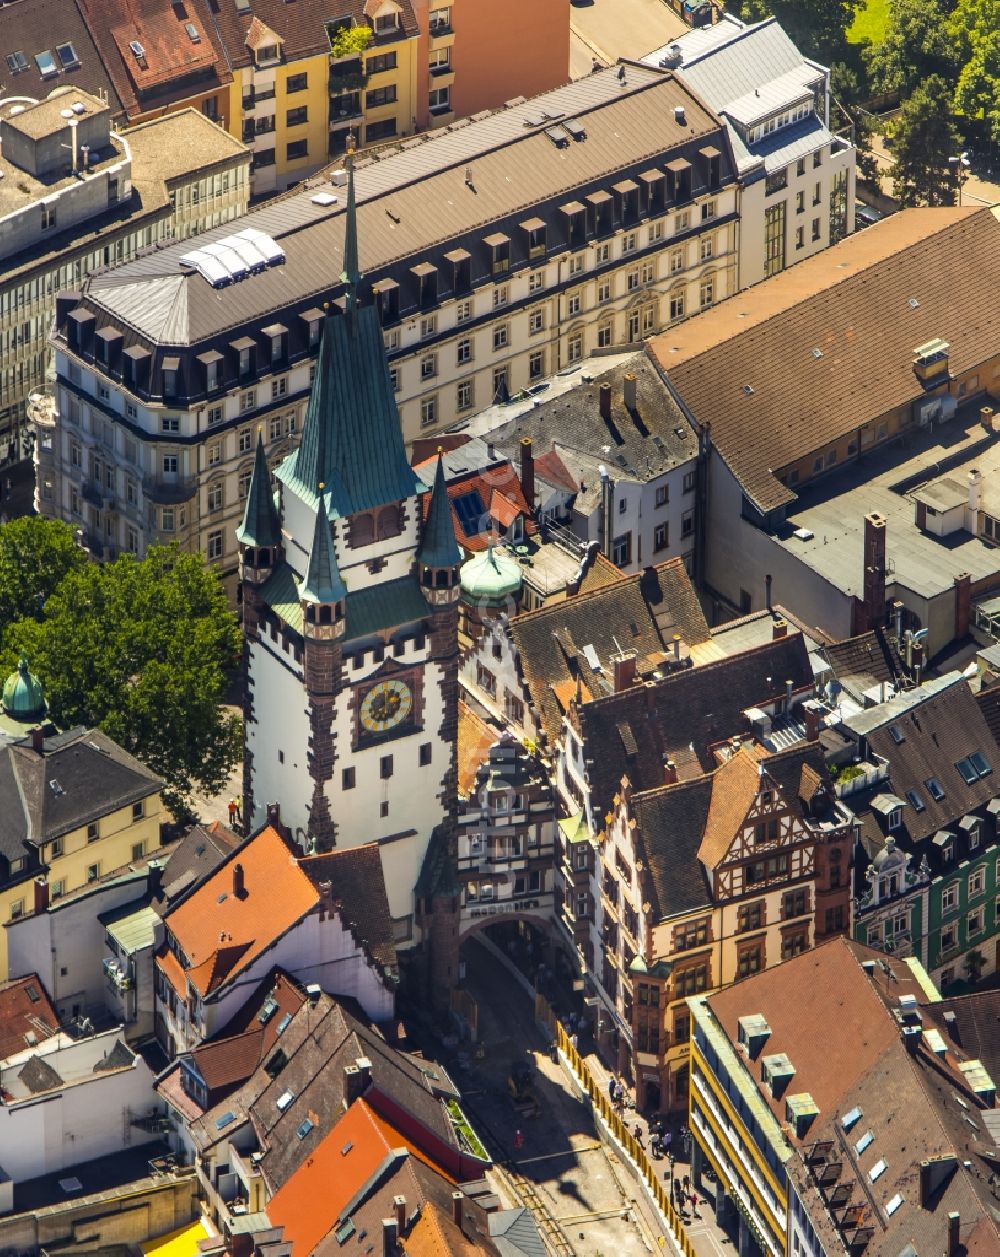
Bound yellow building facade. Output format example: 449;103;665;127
0;708;164;981
220;3;420;197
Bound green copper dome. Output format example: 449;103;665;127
460;542;523;608
2;655;46;722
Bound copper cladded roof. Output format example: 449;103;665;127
649;206;1000;514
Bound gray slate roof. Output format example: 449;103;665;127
0;727;161;857
488;1209;547;1257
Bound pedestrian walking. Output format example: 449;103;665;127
663;1130;672;1151
689;1193;700;1219
682;1174;691;1194
634;1123;644;1147
608;1075;617;1101
228;799;237;826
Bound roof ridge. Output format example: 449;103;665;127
511;560;685;627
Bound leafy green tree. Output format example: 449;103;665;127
864;0;958;99
0;517;86;644
888;75;962;205
949;0;1000;142
830;62;882;185
733;0;860;67
5;545;242;816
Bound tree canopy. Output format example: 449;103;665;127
864;0;958;98
1;524;241;816
888;75;963;206
0;516;86;632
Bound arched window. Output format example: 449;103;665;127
352;513;374;546
377;505;402;540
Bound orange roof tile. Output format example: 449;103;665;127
533;448;579;495
164;826;319;998
156;947;187;999
488;490;522;531
268;1099;454;1255
552;678;591;713
458;702;498;798
0;976;59;1058
401;1202;484;1257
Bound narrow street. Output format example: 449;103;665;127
450;937;678;1257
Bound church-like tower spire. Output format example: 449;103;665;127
300;487;347;625
341;138;361;323
237;432;281;550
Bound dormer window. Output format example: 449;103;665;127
256;44;279;65
484;232;510;276
887;807;902;832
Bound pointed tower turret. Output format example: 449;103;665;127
237;432;282;586
300;487;347;639
278;142;420;521
417;451;462;606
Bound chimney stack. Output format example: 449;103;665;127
969;468;982;513
519;437;535;511
599;383;612;421
33;877;49;915
764;573;772;612
147;860;163;902
612;650;637;692
772;618;787;640
30;727;45;755
382;1218;398;1257
673;633;681;660
452;1192;464;1229
955;572;972;641
948;1212;960;1257
663;758;677;785
394;1196;407;1234
802;701;822;742
233;862;246;900
623;373;637;410
862;512;887;629
785;679;794;707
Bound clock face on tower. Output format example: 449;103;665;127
359;678;414;735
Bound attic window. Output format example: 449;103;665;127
296;1116;315;1139
185;22;201;41
957;757;979;785
56;42;80;68
869;1159;887;1182
49;779;65;796
925;777;946;802
842;1107;862;1131
26;983;40;1003
889;724;904;744
5;51;29;73
215;1111;236;1130
855;1130;874;1155
742;384;754;397
905;790;925;813
453;490;488;536
129;40;146;60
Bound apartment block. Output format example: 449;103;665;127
0;89;247;496
44;67;739;593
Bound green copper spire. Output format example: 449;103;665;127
418;452;462;569
236;432;281;548
299;490;347;605
340;140;361;320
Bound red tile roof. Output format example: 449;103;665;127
77;0;232;119
162;825;319;998
0;975;59;1059
267;1098;455;1256
533;447;579;495
413;456;536;553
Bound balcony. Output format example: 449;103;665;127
103;955;134;990
330;94;362;124
831;754;889;798
143;475;197;504
82;480;106;508
329;59;367;92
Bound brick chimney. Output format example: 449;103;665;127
623;373;637;410
382;1218;398;1257
802;701;823;743
519;437;535;511
394;1196;407;1234
452;1192;464;1228
33;877;49;915
772;618;788;640
612;650;638;692
663;758;677;785
30;727;45;754
233;862;247;900
599;383;612;421
948;1211;960;1257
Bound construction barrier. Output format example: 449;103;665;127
535;993;696;1257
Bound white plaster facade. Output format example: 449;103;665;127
0;1027;159;1185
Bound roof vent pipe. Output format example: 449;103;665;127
623;373;637;410
599;382;612;421
674;105;686;126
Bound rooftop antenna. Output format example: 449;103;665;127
465;164;475;192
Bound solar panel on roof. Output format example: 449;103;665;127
453;490;487;535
